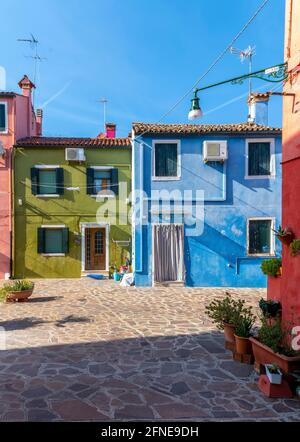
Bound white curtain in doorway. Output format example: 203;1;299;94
153;224;184;283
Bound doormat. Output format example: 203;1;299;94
86;274;107;280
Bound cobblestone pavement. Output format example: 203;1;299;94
0;279;299;422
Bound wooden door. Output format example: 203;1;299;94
85;228;106;270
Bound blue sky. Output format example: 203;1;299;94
1;0;285;137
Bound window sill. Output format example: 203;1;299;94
244;175;275;180
36;194;60;198
90;194;116;198
42;253;66;257
152;176;181;181
247;253;276;257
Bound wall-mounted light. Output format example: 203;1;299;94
188;90;203;120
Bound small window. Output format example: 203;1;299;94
248;219;273;255
0;102;7;132
31;167;64;196
87;168;119;196
38;227;69;255
154;142;179;178
246;140;274;178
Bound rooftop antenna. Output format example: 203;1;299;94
17;34;46;105
230;45;256;96
96;98;108;132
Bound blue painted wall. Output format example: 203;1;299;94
132;131;282;287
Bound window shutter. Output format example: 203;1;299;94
31;167;39;195
111;168;119;195
87;168;95;195
37;228;45;253
56;168;64;195
62;228;69;253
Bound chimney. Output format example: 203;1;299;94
18;75;35;99
105;123;116;138
247;93;269;125
36;109;43;136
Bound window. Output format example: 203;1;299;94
31;166;64;196
246;139;275;178
38;226;69;255
247;218;274;255
153;141;180;179
0;102;7;133
87;167;118;196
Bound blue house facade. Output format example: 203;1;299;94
132;121;282;288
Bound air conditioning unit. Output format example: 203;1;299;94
65;148;86;162
203;141;228;162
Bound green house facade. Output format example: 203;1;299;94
13;136;131;278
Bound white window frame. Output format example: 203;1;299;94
34;165;60;197
247;217;275;257
152;140;181;181
0;102;8;134
40;224;66;257
245;138;275;180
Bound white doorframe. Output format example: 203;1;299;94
152;223;184;286
80;222;110;272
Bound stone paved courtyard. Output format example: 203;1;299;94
0;278;299;422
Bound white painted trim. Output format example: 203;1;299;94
245;138;275;179
41;224;66;228
90;166;114;170
80;222;110;272
151;223;184;286
90;194;115;198
246;217;276;256
42;253;65;257
36;194;60;198
0;102;8;134
152;139;181;181
34;165;60;169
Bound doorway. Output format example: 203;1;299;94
153;224;184;283
85;227;106;271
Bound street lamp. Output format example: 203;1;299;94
187;62;288;120
188;90;203;120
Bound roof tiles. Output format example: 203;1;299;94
16;136;131;148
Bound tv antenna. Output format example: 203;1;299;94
96;98;108;132
17;34;46;104
230;45;255;95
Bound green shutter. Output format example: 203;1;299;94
62;228;69;253
248;142;271;176
111;168;119;195
87;168;95;195
56;168;64;195
37;228;45;253
0;104;6;131
31;167;39;195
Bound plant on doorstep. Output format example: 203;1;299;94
2;280;35;302
265;363;282;385
234;308;255;355
205;293;249;344
261;258;282;278
290;239;300;257
272;225;294;246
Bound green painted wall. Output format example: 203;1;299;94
14;147;131;278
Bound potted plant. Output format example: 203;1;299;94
259;298;281;318
3;280;34;302
272;226;294;246
265;363;283;384
290;239;300;257
250;317;300;374
234;308;255;355
205;293;249;344
261;258;282;278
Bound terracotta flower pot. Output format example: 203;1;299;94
277;233;294;246
234;335;252;355
250;337;300;374
6;288;34;302
223;323;236;344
